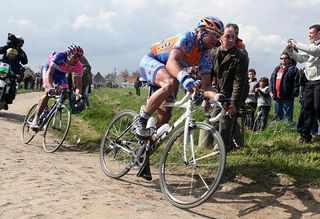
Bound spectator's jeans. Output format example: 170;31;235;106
245;102;257;130
211;106;242;152
135;87;140;96
255;106;270;131
274;99;294;122
82;85;90;107
298;97;320;135
299;80;320;138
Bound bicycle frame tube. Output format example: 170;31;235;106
151;93;195;164
183;98;195;164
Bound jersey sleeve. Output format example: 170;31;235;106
74;61;83;76
199;51;213;75
173;32;194;54
50;52;66;68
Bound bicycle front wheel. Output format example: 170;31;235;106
159;122;226;209
100;110;138;178
43;104;71;153
21;103;38;144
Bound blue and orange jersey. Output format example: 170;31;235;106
149;31;213;75
43;51;83;82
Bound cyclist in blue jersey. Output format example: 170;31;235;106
133;16;225;180
31;44;84;129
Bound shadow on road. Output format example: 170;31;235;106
201;172;320;218
0;111;25;124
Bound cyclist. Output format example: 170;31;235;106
30;44;84;129
133;16;225;180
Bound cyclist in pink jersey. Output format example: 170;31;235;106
31;44;84;129
133;16;225;180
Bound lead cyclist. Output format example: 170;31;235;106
132;16;226;180
30;44;84;129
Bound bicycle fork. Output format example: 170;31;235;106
183;99;196;166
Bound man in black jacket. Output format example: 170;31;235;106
0;33;28;108
211;26;249;152
270;52;299;122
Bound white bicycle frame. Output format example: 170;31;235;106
162;92;225;165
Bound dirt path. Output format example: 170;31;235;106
0;92;319;219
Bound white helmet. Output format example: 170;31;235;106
16;35;24;47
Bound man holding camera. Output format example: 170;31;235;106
287;24;320;143
0;33;28;109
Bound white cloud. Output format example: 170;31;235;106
7;16;36;29
292;0;320;7
71;10;117;32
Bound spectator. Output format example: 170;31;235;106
287;24;320;143
270;51;299;123
225;23;248;55
245;68;259;130
79;55;92;108
134;76;142;96
211;25;249;151
255;77;271;131
296;68;320;137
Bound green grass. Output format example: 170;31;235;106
69;88;320;188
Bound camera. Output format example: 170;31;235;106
7;33;20;48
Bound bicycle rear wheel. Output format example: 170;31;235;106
43;104;71;153
159;122;226;209
100;110;138;178
21;103;38;144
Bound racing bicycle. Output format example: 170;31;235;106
21;86;72;153
100;90;227;209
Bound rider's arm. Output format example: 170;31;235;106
46;65;56;89
74;60;83;95
166;48;184;77
74;74;82;94
166;49;198;92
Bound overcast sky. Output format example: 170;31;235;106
1;0;319;78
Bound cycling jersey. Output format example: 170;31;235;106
139;31;213;85
42;51;83;88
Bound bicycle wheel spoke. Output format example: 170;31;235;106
100;110;138;178
159;122;226;209
21;104;38;144
43;105;71;153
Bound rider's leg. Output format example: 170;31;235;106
135;68;178;137
30;90;50;129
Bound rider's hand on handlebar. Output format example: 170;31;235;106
75;93;82;101
47;88;56;96
177;70;198;93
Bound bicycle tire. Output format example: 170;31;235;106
21;103;38;144
43;104;71;153
159;122;226;209
100;110;138;178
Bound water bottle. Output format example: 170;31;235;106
155;123;170;139
146;117;156;129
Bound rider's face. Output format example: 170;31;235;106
67;54;81;65
201;31;221;49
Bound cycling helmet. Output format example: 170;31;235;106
67;44;84;56
16;35;24;47
197;16;224;36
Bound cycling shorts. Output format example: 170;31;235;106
139;54;165;86
42;68;68;89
